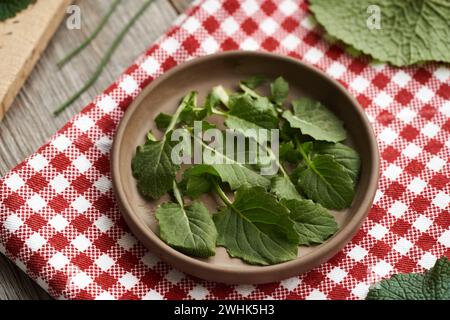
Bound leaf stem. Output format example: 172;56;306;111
167;93;194;132
172;180;184;206
211;108;228;116
212;181;233;207
54;0;154;116
296;139;313;167
264;143;290;178
57;0;122;68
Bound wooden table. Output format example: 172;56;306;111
0;0;191;300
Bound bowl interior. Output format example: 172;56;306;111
113;52;378;283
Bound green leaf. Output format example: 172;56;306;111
280;121;298;143
280;142;302;164
131;138;179;199
185;164;270;191
184;175;212;198
180;92;212;125
225;94;278;132
190;133;271;190
281;199;338;246
132;92;193;199
270;77;289;105
270;176;302;201
366;256;450;300
241;75;267;89
154;92;207;128
313;142;361;182
300;141;314;156
0;0;35;21
309;0;450;66
214;187;299;265
282;98;346;142
297;155;355;209
156;199;217;258
155;113;172;130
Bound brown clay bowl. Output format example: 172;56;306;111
111;51;379;284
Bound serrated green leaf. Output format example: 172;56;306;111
270;77;289;105
214;187;299;265
0;0;35;21
132;138;179;199
225;94;278;132
185;163;270;191
313;142;361;182
281;199;338;246
366;256;450;300
309;0;450;66
132;92;194;199
282;98;346;142
270;176;302;201
190;133;271;190
297;155;355;209
156;200;217;258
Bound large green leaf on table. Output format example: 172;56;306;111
185;163;270;191
270;176;303;201
309;0;450;66
313;142;361;182
296;155;355;210
0;0;35;21
131;137;179;199
156;200;217;258
225;94;279;132
214;187;299;265
366;256;450;300
282;98;346;143
281;199;338;246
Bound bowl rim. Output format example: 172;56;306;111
111;50;380;284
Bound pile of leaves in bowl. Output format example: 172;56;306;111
131;76;361;266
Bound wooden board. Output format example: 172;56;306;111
0;0;72;120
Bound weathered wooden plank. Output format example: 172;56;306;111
0;0;182;300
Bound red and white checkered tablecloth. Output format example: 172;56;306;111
1;0;449;300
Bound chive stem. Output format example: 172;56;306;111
57;0;122;68
54;0;154;116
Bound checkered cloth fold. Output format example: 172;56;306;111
1;0;449;300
